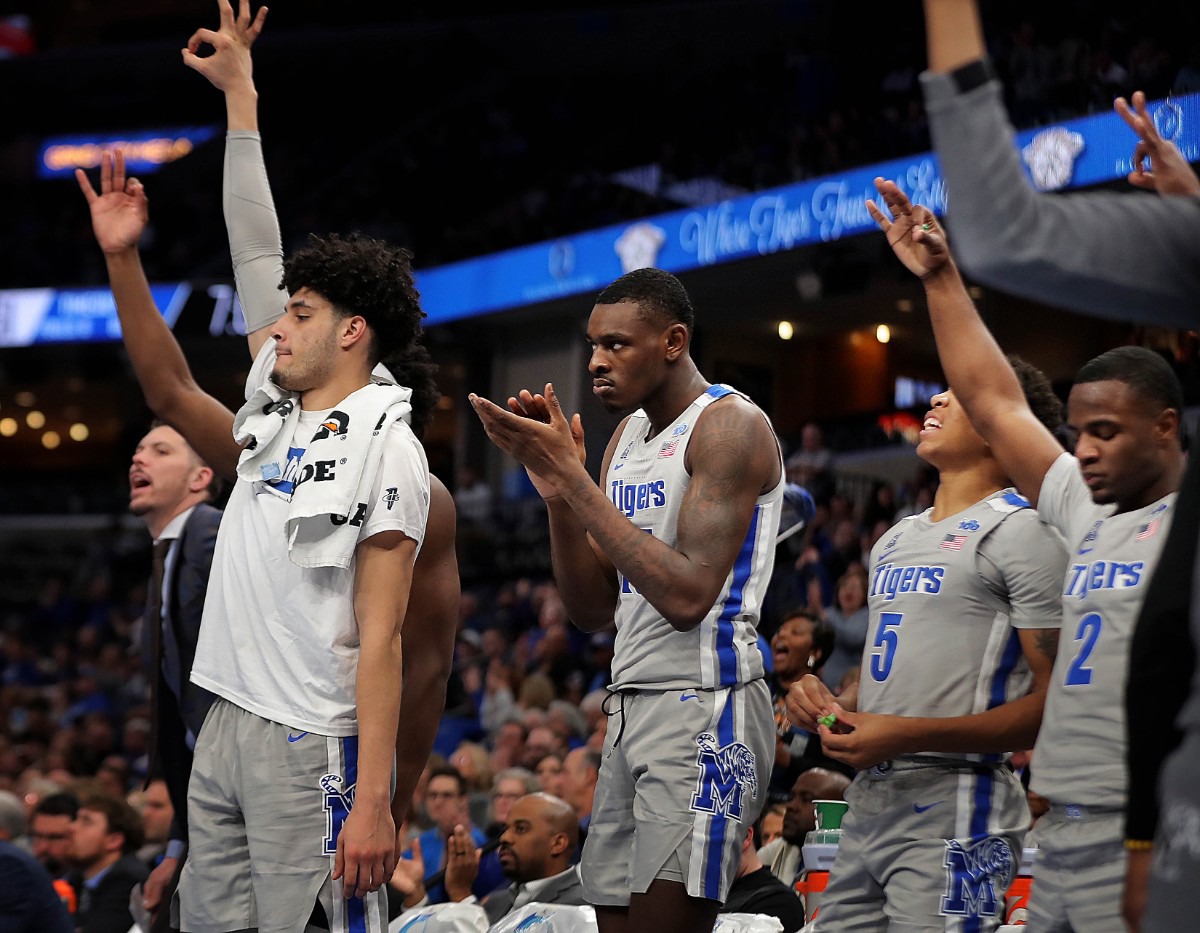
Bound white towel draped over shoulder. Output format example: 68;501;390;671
233;338;413;569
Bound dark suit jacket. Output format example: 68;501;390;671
139;503;221;842
73;854;149;933
482;866;587;925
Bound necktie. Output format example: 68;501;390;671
144;538;172;786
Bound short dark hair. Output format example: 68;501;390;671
781;608;837;671
32;792;78;820
146;419;225;503
1075;346;1184;432
595;268;695;330
77;793;143;855
1008;356;1063;436
427;765;467;797
282;232;426;367
383;342;440;440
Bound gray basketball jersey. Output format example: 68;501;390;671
858;489;1065;762
607;385;784;690
1032;453;1176;808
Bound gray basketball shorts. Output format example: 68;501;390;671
1024;804;1125;933
177;697;390;933
580;679;772;906
808;758;1028;933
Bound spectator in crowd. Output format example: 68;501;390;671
757;803;787;848
450;741;495;831
786;422;835;491
405;766;505;904
130;778;172;870
454;466;494;527
487;767;540;837
68;792;148;933
30;792;78;880
0;838;74;933
521;724;566;771
443;792;586;924
534;753;564;797
720;824;806;933
768;609;847;801
558;747;600;838
759;767;850;889
818;566;870;693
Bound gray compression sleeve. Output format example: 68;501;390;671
223;131;287;333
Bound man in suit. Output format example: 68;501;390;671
439;793;586;924
68;792;149;933
128;423;221;924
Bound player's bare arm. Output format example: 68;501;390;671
391;479;459;830
340;529;416;897
473;384;777;630
868;178;1062;506
818;626;1059;770
78;151;242;479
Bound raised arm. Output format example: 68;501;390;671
867;178;1061;505
182;0;283;358
920;0;1200;327
472;385;780;631
77;152;241;481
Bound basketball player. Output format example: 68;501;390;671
471;268;780;933
866;179;1184;932
786;367;1066;929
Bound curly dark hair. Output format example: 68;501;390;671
1007;355;1063;436
383;342;440;440
282;232;425;366
595;267;695;330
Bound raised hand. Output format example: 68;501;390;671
1115;90;1200;196
181;0;267;92
865;177;952;280
443;824;481;902
785;673;841;733
470;383;586;501
76;150;149;254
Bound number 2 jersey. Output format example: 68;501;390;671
1031;452;1175;808
858;489;1066;762
607;385;784;691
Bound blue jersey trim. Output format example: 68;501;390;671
703;695;736;899
964;768;995;933
705;384;736;401
715;506;759;685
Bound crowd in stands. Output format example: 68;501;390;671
2;2;1199;292
0;416;938;927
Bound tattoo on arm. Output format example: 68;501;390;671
1034;628;1059;662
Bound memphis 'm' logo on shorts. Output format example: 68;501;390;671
689;733;758;821
321;772;356;855
939;836;1016;919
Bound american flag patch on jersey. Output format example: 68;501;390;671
658;438;680;458
1137;519;1160;540
940;534;966;550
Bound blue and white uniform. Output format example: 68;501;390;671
581;385;781;906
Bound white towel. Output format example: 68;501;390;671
233;375;412;569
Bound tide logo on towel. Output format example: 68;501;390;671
312;410;350;442
331;502;368;527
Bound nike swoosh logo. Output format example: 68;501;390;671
679;693;699;702
913;801;944;814
287;732;309;743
